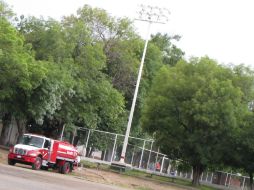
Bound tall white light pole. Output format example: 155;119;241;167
119;5;170;164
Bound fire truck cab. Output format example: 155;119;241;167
8;134;79;174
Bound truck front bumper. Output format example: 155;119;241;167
8;153;36;164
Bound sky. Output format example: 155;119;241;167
6;0;254;67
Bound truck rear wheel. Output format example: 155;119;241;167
8;159;16;166
60;162;70;174
32;157;42;170
41;166;48;170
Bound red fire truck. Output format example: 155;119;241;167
8;134;80;174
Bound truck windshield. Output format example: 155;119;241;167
19;135;44;148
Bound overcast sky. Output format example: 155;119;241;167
6;0;254;67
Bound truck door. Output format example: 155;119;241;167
41;139;50;160
48;140;59;163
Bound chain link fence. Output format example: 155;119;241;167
61;127;253;190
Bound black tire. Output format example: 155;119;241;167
61;162;70;174
58;165;63;173
41;166;48;171
8;159;16;166
32;157;42;170
69;163;73;173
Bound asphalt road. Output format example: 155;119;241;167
0;163;127;190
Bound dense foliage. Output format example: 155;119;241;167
0;1;182;141
142;58;254;185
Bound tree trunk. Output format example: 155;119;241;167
69;131;73;143
73;136;79;147
0;119;3;138
85;147;94;158
59;123;65;140
0;114;11;145
85;147;90;157
192;165;203;186
250;172;253;190
89;147;94;157
101;150;105;160
15;118;27;144
0;123;7;145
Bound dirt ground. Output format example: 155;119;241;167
0;148;185;190
0;148;8;164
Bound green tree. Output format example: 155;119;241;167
64;5;167;139
17;16;68;63
222;65;254;189
235;113;254;190
142;57;252;185
150;33;184;66
0;11;48;140
74;5;139;107
17;12;126;139
0;0;14;20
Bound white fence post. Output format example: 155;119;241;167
228;172;232;188
139;140;146;168
211;172;214;183
160;156;165;173
60;124;65;141
167;160;171;174
111;134;117;162
146;141;153;170
131;149;135;166
206;172;209;182
155;147;159;164
71;128;77;145
82;129;91;156
200;172;203;181
241;177;246;190
225;172;229;186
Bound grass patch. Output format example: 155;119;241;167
199;186;218;190
124;169;218;190
79;160;218;190
134;187;153;190
80;160;110;170
152;174;191;185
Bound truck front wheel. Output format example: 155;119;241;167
8;159;16;166
32;157;42;170
61;162;70;174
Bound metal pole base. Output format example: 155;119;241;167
111;161;127;173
